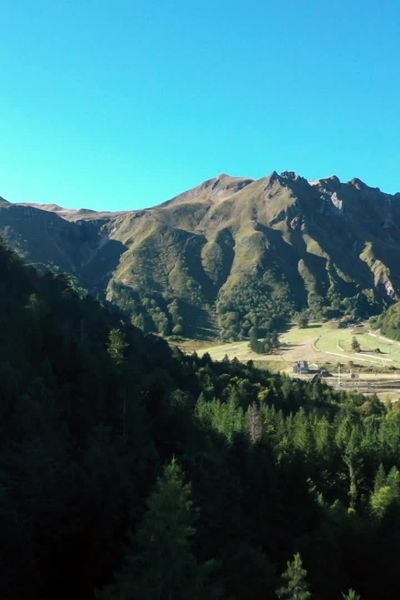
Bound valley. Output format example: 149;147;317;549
178;321;400;402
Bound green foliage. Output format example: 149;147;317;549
342;589;361;600
196;392;246;442
107;328;129;367
98;459;218;600
217;271;294;340
373;301;400;341
276;553;311;600
297;312;309;328
108;281;178;336
370;465;400;518
351;336;361;353
2;240;400;599
249;327;280;354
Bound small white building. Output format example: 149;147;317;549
293;360;309;374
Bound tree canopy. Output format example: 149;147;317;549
0;241;399;599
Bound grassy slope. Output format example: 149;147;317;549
105;173;400;336
186;321;400;371
2;172;400;338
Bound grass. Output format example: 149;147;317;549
178;321;400;401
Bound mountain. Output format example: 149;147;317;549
2;170;400;338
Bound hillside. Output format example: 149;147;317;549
372;300;400;340
2;170;400;338
3;238;400;599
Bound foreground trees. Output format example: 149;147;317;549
98;460;218;600
0;241;400;599
276;553;311;600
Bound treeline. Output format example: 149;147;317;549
109;270;384;344
108;280;186;337
1;242;400;598
217;272;293;341
371;300;400;341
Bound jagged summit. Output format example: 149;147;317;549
309;175;341;188
12;171;399;218
348;177;370;190
280;170;307;182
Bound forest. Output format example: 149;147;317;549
1;241;400;599
372;300;400;341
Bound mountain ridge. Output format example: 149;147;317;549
16;170;398;217
1;170;400;338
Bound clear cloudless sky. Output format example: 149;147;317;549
0;0;399;210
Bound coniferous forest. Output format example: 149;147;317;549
2;242;400;599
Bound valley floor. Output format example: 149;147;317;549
177;321;400;402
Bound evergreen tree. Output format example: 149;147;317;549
249;328;262;353
370;465;400;518
351;337;361;353
107;328;129;367
107;328;129;437
297;312;309;328
276;553;311;600
342;589;361;600
248;401;263;444
373;463;386;491
132;312;146;331
343;426;363;509
98;459;217;600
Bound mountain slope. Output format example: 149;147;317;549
2;170;400;338
4;226;400;600
0;202;126;292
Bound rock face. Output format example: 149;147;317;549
1;171;400;338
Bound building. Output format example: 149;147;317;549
293;360;309;374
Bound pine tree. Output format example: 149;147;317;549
351;336;361;353
386;465;400;495
293;409;314;456
370;464;400;518
132;312;146;331
374;463;386;491
276;552;311;600
107;328;129;437
248;401;263;444
107;328;128;367
343;426;363;509
97;459;217;600
297;312;309;328
249;327;262;353
342;589;361;600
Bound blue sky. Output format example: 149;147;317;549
0;0;399;210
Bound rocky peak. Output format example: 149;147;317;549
266;171;281;186
348;177;368;190
280;170;298;180
313;175;341;190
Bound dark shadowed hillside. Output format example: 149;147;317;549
2;240;400;599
